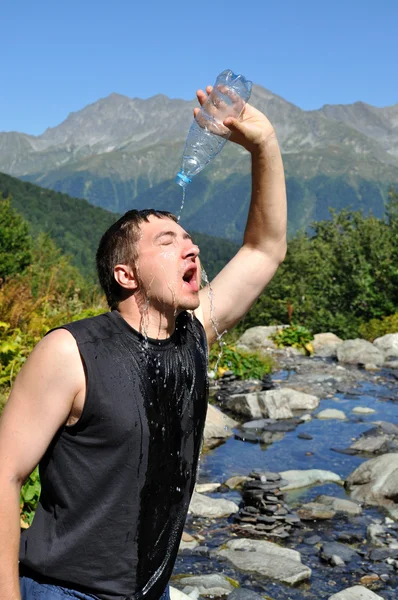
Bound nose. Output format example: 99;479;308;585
182;240;200;260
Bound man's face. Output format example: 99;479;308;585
134;216;201;313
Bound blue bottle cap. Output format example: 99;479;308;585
175;172;192;187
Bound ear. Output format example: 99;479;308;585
113;264;138;291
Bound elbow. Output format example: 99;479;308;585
272;239;287;266
278;241;287;264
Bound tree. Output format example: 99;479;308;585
0;195;32;284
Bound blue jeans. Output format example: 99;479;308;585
20;575;170;600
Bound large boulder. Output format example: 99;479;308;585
227;388;319;420
373;332;398;360
213;538;311;585
203;403;238;450
337;339;384;366
312;332;343;358
345;453;398;507
236;326;283;351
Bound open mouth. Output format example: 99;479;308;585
182;266;198;291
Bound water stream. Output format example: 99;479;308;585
174;368;398;600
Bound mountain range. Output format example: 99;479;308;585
1;85;397;240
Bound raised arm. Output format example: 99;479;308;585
0;329;85;600
195;87;287;346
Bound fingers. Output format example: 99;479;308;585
223;117;243;133
196;86;213;106
193;107;200;118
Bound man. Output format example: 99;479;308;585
0;86;287;600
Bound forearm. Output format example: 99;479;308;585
243;135;287;261
0;477;22;600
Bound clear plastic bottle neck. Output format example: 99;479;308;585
175;172;192;188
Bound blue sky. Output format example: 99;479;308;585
2;0;397;135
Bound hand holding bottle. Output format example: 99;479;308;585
176;69;252;188
195;86;276;154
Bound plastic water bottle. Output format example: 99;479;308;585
175;69;252;188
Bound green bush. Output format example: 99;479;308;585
209;342;273;380
20;467;41;527
271;325;314;354
359;313;398;342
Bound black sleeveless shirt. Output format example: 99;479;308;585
19;310;209;600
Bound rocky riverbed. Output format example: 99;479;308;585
171;330;398;600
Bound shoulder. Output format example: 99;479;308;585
51;312;117;345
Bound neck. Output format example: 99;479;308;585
116;296;179;339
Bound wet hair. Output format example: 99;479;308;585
96;208;177;309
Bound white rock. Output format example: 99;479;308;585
170;587;195;600
337;339;384;366
179;574;236;597
328;585;385;599
195;483;221;493
317;409;347;420
214;538;311;585
188;492;239;518
301;413;313;422
374;333;398;359
280;469;342;490
203;404;238;450
228;388;319;420
352;406;376;415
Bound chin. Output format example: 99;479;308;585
179;296;200;312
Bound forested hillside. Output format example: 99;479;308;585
0;172;239;281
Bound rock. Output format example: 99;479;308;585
195;483;221;494
279;469;342;490
213;538;311;585
298;433;313;440
316;495;362;516
352;406;377;415
359;574;380;586
337;339;384;367
304;534;322;545
178;574;236;597
330;555;346;567
224;475;251;489
338;532;363;544
328;585;385;599
228;388;319;420
236;326;286;351
203;404;238;450
349;435;391;454
170;587;193;600
188;492;239;518
312;332;343;358
317;409;347;420
227;589;264;600
345;453;398;507
181;532;195;542
374;333;398;359
297;502;336;520
367;521;398;548
321;542;358;563
179;539;199;552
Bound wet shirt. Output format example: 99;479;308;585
19;310;209;600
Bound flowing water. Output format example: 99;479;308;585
177;188;186;222
174;368;398;600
